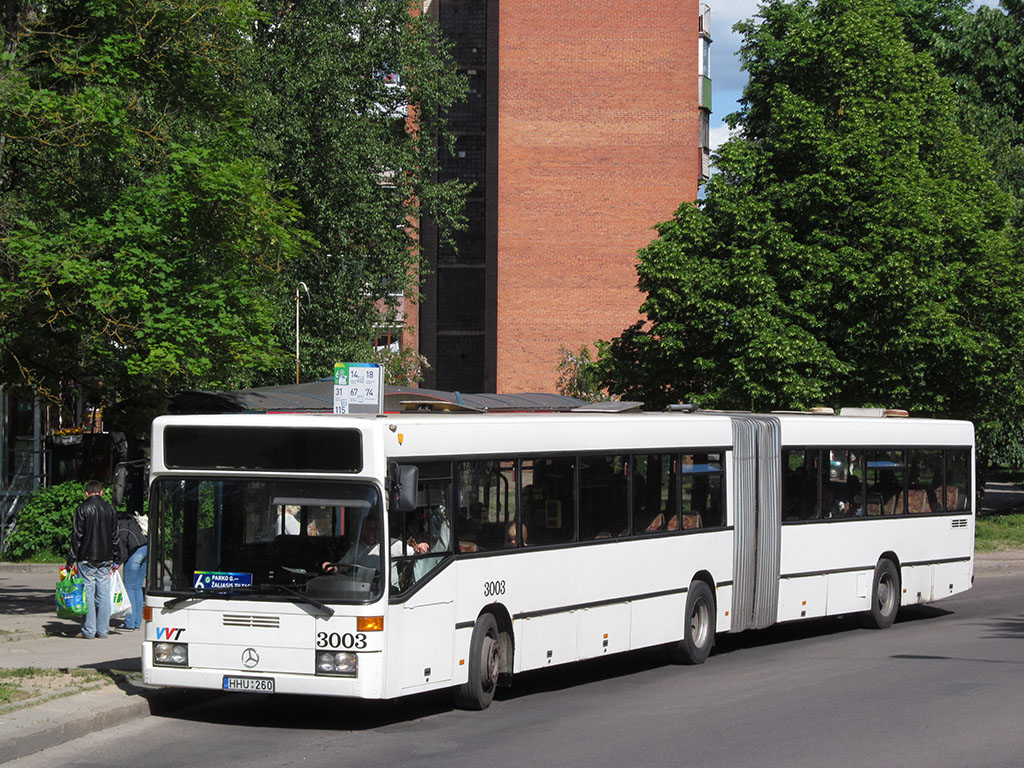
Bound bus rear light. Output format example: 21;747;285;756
143;606;153;622
316;651;357;676
357;616;384;632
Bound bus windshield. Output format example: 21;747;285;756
149;478;386;603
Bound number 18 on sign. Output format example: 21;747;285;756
333;363;383;415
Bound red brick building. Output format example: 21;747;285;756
415;0;711;393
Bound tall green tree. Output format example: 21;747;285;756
598;0;1024;462
0;0;311;428
246;0;468;381
941;1;1024;220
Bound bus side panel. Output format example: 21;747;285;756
931;560;972;602
579;603;631;659
826;570;870;615
630;594;686;648
781;516;974;620
519;612;579;669
900;564;933;606
777;575;827;622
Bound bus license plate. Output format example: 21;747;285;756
223;676;275;693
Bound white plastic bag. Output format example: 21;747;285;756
110;567;131;620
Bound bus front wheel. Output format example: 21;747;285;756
862;559;901;629
667;580;715;665
453;613;501;710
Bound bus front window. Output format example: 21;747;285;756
149;478;386;603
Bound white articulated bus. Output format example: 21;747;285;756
142;408;974;709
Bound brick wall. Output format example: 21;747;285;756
496;0;699;392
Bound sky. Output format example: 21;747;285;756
708;0;762;152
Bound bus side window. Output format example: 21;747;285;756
682;452;723;528
783;449;820;521
944;449;971;512
521;457;575;546
579;454;628;539
456;460;515;551
633;454;674;535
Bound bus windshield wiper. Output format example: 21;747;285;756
162;588;256;609
259;584;335;617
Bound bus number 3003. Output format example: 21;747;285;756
316;632;367;650
483;580;506;597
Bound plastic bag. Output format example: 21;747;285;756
110;567;131;620
56;567;88;619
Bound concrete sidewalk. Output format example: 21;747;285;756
2;551;1024;763
0;564;210;763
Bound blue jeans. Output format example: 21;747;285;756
123;545;148;629
78;561;112;638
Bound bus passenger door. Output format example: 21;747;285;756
392;564;456;694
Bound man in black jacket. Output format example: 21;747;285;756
68;480;118;638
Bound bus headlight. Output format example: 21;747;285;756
154;642;189;667
316;651;357;677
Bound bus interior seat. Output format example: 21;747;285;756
866;492;884;516
644;513;665;532
906;489;930;514
682;514;702;530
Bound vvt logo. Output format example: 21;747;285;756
156;627;185;641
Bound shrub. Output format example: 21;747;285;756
3;482;95;561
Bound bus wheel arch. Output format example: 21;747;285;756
667;575;716;665
453;605;514;710
484;603;515;685
862;554;901;630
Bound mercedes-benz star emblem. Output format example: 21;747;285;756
241;648;260;668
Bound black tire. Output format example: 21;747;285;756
453;613;501;710
667;580;716;665
862;559;901;629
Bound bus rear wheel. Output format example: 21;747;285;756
862;559;901;629
667;580;715;665
453;613;501;710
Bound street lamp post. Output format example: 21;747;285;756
295;281;310;384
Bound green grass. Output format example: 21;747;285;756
0;667;107;708
975;513;1024;551
14;551;66;564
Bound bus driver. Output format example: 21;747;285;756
321;517;429;573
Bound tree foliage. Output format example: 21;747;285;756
555;345;604;403
245;0;468;380
598;0;1024;462
0;0;467;431
0;0;312;428
3;482;97;560
940;1;1024;221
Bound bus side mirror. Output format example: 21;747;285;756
389;464;419;513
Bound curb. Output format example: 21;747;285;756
0;563;63;574
1;684;215;764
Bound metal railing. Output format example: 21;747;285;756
0;454;35;555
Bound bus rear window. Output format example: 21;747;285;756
164;426;362;472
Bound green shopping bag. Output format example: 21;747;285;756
56;567;88;619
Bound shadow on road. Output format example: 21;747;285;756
156;604;958;731
984;615;1024;640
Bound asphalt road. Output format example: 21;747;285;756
9;565;1024;768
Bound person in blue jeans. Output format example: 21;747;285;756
115;511;148;631
68;480;118;639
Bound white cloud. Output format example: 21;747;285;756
709;122;738;154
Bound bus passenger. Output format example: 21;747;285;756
506;522;528;547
